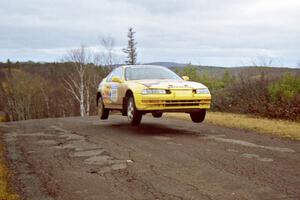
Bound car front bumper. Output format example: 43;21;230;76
134;91;211;111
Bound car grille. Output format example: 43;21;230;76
141;99;211;107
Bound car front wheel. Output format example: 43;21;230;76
98;96;109;120
127;97;142;126
190;109;206;123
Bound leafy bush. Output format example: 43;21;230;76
175;66;234;90
268;73;300;101
175;66;300;121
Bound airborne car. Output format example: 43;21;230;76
97;65;211;125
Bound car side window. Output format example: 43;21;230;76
107;67;123;82
114;67;123;78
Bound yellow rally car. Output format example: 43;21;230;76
97;65;211;125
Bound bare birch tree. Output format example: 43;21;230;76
100;36;115;67
64;46;93;117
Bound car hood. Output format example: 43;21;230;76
133;79;208;89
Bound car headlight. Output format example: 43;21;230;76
142;89;167;95
196;88;210;94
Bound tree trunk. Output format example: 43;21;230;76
86;85;90;116
41;87;50;117
79;74;85;117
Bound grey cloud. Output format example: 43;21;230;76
0;0;299;66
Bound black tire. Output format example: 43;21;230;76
98;96;109;120
152;112;163;118
190;109;206;123
127;97;142;126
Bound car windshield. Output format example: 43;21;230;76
125;66;182;81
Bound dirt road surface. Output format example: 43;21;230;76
1;115;299;200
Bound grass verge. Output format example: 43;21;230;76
165;112;300;141
0;135;19;200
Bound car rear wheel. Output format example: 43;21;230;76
152;112;163;118
190;109;206;123
98;96;109;120
127;97;142;126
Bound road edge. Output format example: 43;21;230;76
165;112;300;141
0;128;19;200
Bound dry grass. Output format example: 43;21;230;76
0;136;19;200
166;112;300;141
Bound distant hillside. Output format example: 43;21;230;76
1;61;299;80
193;66;300;79
146;62;299;79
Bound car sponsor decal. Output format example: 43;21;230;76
141;81;193;88
168;84;190;88
141;81;162;87
138;80;205;89
110;84;118;102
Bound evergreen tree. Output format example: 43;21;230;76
122;27;137;65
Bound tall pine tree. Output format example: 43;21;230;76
123;27;137;65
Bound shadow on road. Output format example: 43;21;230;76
98;122;205;138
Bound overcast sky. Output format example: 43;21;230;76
0;0;300;67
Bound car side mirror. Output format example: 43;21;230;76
111;76;123;83
182;76;189;81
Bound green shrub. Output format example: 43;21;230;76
174;66;234;90
268;73;300;101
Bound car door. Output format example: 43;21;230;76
105;67;123;109
101;72;113;106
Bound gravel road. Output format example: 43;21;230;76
1;115;299;200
